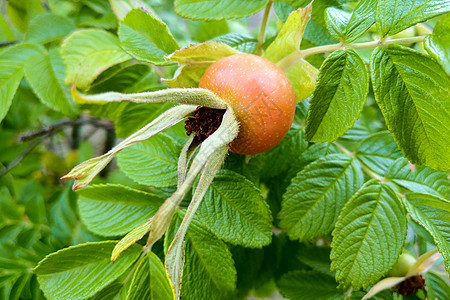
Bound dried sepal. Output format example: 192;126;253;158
62;104;197;190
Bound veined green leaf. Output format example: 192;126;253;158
175;0;269;20
277;270;343;300
180;215;236;299
376;0;450;36
424;15;450;74
0;43;44;123
196;169;272;247
127;252;174;300
370;45;450;171
344;0;377;42
356;131;402;175
34;241;141;300
331;180;407;289
164;42;239;88
260;124;308;178
61;29;132;89
279;154;364;241
117;134;181;188
325;7;351;41
326;0;377;42
211;33;257;53
24;48;79;117
425;271;450;300
77;184;163;236
26;12;75;44
119;8;179;65
386;158;450;198
305;49;369;142
403;193;450;273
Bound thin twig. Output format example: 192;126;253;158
0;118;113;177
255;0;273;55
0;41;18;47
277;35;427;70
0;139;41;177
19;118;113;142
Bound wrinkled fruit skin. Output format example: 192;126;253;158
199;54;296;155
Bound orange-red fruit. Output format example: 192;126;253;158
199;54;296;155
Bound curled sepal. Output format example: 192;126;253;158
62;105;197;190
362;249;442;300
111;218;152;262
166;145;229;299
177;135;199;188
71;85;227;109
145;108;239;250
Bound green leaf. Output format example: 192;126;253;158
34;241;141;300
277;270;343;300
116;134;181;188
118;9;179;65
196;169;272;247
6;0;44;32
424;14;450;74
164;42;239;88
127;252;174;300
109;0;153;21
0;43;44;123
61;29;132;89
370;45;450;171
325;7;351;41
260;124;308;178
305;49;369;142
77;184;163;236
356;131;402;175
264;4;318;102
111;219;152;262
26;12;75;44
174;0;269;20
386;158;450;198
187;20;229;42
264;4;311;63
297;245;333;276
403;193;450;273
330;180;407;289
343;0;377;42
24;48;79;117
376;0;450;36
211;33;257;53
280;154;364;241
425;271;450;300
285;60;319;103
180;215;236;300
326;0;377;43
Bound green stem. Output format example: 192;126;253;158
277;35;427;70
255;0;273;56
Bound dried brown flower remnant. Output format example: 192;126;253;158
185;106;226;143
395;275;426;296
